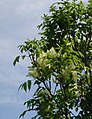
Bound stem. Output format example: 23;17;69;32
49;78;51;90
42;80;52;98
54;83;58;94
63;86;69;119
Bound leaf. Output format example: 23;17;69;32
19;110;27;118
28;80;31;91
22;55;26;60
23;82;27;92
19;109;31;118
34;80;41;85
18;84;23;91
13;56;20;66
18;80;31;92
76;107;78;112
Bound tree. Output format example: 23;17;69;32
14;0;92;118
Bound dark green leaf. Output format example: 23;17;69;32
13;56;20;66
23;82;27;92
28;80;31;91
22;55;26;60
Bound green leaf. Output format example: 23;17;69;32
23;82;27;92
28;80;31;91
18;84;23;91
22;55;26;60
13;56;20;66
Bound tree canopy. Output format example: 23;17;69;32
14;0;92;118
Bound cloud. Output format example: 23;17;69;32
16;0;58;14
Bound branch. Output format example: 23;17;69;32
42;80;52;98
54;83;58;94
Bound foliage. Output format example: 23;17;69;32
14;0;92;118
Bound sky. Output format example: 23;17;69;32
0;0;87;119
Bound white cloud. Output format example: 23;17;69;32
16;0;58;14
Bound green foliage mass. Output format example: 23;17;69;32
14;0;92;118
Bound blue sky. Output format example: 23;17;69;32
0;0;87;119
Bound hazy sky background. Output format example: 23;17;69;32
0;0;87;119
